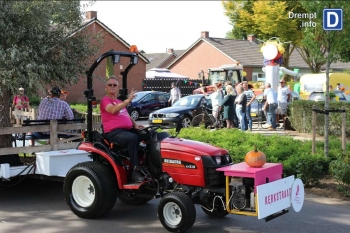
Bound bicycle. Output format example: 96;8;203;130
192;105;225;129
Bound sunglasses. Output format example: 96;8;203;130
107;84;118;87
279;82;285;83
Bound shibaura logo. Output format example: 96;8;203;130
323;9;343;30
288;11;317;28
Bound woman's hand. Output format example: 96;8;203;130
133;124;144;130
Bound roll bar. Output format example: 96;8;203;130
84;50;138;142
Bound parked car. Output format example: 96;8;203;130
307;90;349;102
127;91;170;120
148;94;211;128
250;91;301;121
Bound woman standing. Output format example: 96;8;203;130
221;85;235;128
235;85;247;131
210;82;224;127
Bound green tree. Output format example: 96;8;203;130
299;1;350;157
223;0;305;71
0;0;101;148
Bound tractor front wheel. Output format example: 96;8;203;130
158;192;196;232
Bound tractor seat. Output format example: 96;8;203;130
91;130;128;155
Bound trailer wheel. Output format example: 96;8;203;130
158;192;196;232
201;196;229;218
64;161;117;219
118;191;153;205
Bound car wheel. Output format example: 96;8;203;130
130;109;140;120
181;116;192;128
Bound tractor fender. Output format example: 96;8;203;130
77;142;127;189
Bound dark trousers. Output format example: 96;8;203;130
105;128;142;168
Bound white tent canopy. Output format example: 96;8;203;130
146;68;189;79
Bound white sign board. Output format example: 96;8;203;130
291;178;305;212
257;175;295;219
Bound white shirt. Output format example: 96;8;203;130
264;88;277;104
277;86;291;103
169;87;181;102
210;89;223;106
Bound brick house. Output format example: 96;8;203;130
143;48;185;71
160;31;349;82
62;11;149;103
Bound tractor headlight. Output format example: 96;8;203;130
215;156;222;165
225;154;230;162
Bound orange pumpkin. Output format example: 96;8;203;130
245;146;266;167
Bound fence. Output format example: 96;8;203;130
142;79;204;96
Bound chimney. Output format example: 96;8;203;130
86;11;97;20
167;48;174;54
247;34;256;42
201;31;209;38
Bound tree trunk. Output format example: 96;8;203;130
0;89;14;149
324;57;330;158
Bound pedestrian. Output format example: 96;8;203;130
12;87;31;126
210;82;224;128
100;76;149;182
277;79;291;129
242;81;256;131
223;81;239;127
234;84;247;131
168;82;181;106
293;77;301;95
262;83;278;131
336;83;341;90
221;85;235;128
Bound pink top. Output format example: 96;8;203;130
100;97;133;133
13;95;29;110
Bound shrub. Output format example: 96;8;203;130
330;155;350;197
283;154;330;187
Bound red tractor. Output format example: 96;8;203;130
63;49;234;232
63;49;300;232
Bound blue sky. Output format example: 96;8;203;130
82;1;232;53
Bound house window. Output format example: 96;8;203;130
252;72;266;82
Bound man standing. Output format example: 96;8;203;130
277;79;290;129
168;82;181;106
242;81;256;131
262;83;278;131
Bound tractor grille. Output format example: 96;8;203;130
202;155;232;187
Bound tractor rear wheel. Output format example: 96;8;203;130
64;161;117;219
158;192;196;232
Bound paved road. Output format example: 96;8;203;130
0;179;350;233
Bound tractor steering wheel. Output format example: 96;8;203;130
137;125;161;135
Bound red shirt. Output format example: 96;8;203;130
13;95;29;110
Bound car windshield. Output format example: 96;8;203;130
173;95;204;107
308;92;325;101
133;92;151;102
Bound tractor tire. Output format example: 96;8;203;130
118;191;153;205
130;109;140;121
158;192;196;232
201;196;229;218
63;161;117;219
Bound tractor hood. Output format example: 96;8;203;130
160;137;228;156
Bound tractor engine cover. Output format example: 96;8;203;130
160;137;229;187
